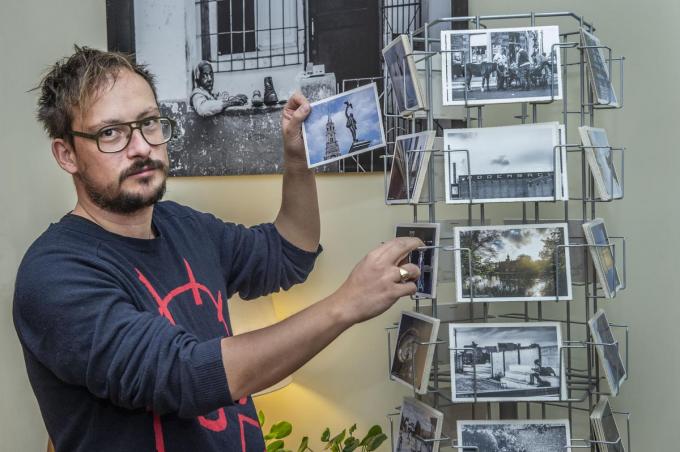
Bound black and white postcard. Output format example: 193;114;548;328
583;219;622;298
441;26;563;106
581;28;619;107
303;83;386;168
395;397;444;452
395;223;441;298
588;310;626;397
449;323;565;402
457;419;571;452
590;397;626;452
387;131;436;204
391;311;440;395
383;34;426;116
578;126;622;201
444;123;567;204
454;223;572;302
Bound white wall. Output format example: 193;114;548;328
1;1;678;451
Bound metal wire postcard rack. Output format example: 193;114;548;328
381;11;630;452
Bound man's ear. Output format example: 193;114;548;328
51;138;79;175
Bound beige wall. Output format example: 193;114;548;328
1;0;678;450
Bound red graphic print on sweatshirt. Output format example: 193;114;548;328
136;258;260;452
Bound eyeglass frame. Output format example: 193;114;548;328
67;116;176;154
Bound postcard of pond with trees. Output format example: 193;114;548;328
454;223;572;302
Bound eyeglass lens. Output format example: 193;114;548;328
98;118;173;153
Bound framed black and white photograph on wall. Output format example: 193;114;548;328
588;310;627;396
449;322;566;402
581;28;619;107
395;397;444;452
457;419;571;452
443;122;567;204
441;26;563;106
391;312;440;395
578;126;623;201
387;131;436;204
382;34;426;116
395;223;441;299
303;83;386;168
106;0;386;176
583;219;623;298
454;223;572;302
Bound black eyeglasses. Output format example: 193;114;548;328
69;116;175;153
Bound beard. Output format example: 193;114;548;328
78;158;168;214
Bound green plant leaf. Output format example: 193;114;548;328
348;424;357;436
270;421;293;439
297;436;309;452
258;410;266;427
266;440;285;452
321;428;331;442
363;433;387;452
359;426;383;446
342;437;360;452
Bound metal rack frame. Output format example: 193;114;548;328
382;10;630;452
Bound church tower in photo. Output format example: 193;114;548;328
324;112;341;160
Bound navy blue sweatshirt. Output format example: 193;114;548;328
13;201;321;452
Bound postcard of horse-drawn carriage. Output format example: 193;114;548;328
441;26;563;106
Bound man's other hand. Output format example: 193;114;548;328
281;92;311;167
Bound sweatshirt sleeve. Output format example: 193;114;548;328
212;220;322;300
13;249;233;418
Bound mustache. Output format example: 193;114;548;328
119;158;167;183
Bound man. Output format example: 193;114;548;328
516;43;531;91
492;47;508;90
190;60;250;117
13;46;422;452
529;358;557;387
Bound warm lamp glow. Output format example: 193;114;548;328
229;295;293;396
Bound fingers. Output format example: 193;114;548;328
282;91;311;124
393;262;421;284
376;237;425;265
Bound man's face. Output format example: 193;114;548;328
68;69;169;214
198;65;214;92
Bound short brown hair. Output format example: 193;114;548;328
36;45;158;140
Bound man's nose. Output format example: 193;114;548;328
125;128;153;158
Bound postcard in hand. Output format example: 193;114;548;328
395;223;440;298
303;83;386;168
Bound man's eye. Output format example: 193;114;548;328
99;126;125;142
142;118;160;129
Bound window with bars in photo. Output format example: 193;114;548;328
196;0;306;72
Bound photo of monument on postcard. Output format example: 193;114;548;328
303;83;386;168
449;322;565;402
